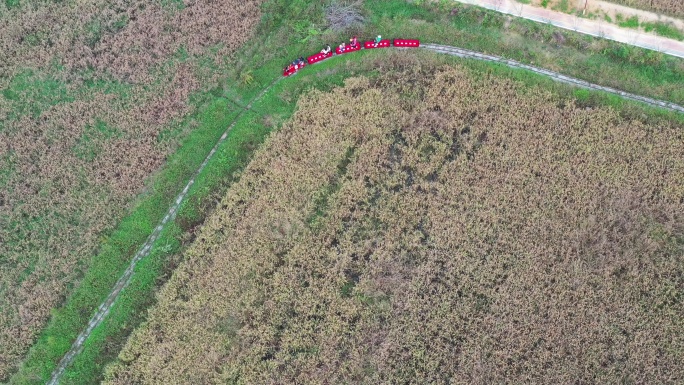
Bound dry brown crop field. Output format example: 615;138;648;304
0;0;262;379
603;0;684;18
103;56;684;384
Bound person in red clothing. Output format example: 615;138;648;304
349;36;358;49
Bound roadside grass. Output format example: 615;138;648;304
11;0;684;383
552;0;571;13
618;14;640;29
642;21;684;41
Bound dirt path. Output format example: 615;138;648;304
45;45;683;385
45;77;283;385
454;0;684;58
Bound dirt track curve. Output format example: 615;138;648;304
46;43;684;385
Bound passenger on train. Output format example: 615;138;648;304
321;44;331;55
338;42;346;53
349;36;358;49
374;35;382;47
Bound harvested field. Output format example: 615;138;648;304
0;0;262;379
104;59;684;384
602;0;684;18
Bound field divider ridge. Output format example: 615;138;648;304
420;43;684;113
46;77;283;385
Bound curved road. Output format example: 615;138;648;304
46;43;684;385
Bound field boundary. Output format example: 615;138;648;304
421;43;684;113
45;42;684;385
45;77;282;385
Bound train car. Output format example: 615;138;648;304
284;37;419;76
393;39;420;48
307;51;333;65
283;62;305;77
336;44;361;55
364;39;391;49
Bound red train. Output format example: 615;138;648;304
283;38;420;77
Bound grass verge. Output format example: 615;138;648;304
642;21;684;41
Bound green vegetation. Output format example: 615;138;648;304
618;14;640;29
2;69;74;120
552;0;570;13
643;21;684;41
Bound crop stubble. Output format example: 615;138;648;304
0;0;262;379
603;0;684;18
104;60;684;384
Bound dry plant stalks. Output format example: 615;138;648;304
0;0;263;379
325;0;365;31
604;0;684;17
103;59;684;384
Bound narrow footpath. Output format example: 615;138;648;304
454;0;684;58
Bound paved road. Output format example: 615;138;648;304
454;0;684;58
